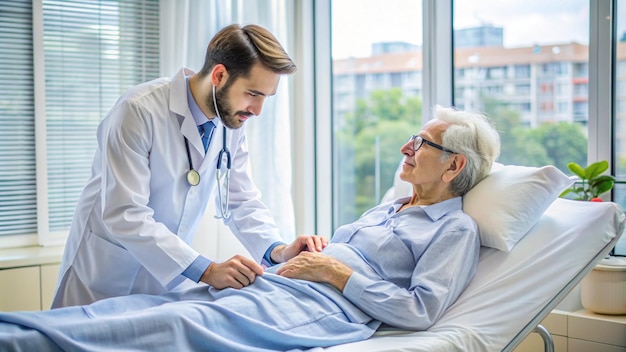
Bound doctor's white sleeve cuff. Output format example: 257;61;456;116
181;255;212;282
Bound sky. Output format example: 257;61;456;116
331;0;591;59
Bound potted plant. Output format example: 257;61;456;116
560;160;626;315
559;160;615;201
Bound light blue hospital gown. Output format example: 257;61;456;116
0;196;479;352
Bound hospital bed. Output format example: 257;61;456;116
324;164;626;352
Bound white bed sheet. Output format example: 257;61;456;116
324;198;625;352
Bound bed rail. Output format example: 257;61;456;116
532;324;554;352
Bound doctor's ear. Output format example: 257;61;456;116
210;64;229;87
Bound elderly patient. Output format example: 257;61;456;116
0;106;500;351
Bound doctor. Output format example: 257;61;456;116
51;23;326;308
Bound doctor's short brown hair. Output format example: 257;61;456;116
199;23;296;81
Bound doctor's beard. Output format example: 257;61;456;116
209;82;253;130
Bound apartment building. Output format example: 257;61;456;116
333;42;590;127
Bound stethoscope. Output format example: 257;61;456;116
183;85;232;219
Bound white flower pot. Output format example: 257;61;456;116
581;256;626;315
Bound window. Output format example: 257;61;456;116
542;62;569;76
0;0;159;247
573;101;588;118
390;72;403;88
573;62;588;77
574;83;589;96
316;1;623;257
44;1;159;238
331;0;423;228
487;66;506;79
453;0;589;172
515;84;531;95
0;0;35;240
514;64;531;78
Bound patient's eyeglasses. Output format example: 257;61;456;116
407;135;457;154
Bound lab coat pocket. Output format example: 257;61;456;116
76;231;142;297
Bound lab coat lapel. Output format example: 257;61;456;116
170;68;206;161
180;116;204;155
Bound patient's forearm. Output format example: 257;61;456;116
276;252;353;291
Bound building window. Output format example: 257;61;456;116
487;66;506;79
515;84;531;95
514;64;531;78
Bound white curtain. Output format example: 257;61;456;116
159;0;296;258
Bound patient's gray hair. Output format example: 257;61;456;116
434;105;501;196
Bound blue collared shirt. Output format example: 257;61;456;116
307;196;480;330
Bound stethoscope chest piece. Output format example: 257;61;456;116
186;169;200;186
184;136;201;186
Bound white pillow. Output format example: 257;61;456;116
463;164;574;251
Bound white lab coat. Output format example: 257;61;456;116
51;68;284;308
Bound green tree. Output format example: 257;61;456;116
336;88;421;225
533;122;587;172
500;128;552;166
479;96;546;165
479;95;587;172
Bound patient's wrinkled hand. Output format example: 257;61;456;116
271;235;328;263
276;251;353;292
200;255;264;289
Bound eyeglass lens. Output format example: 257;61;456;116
408;135;422;151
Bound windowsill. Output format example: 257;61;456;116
566;309;626;347
0;245;64;269
569;309;626;323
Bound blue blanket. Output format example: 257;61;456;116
0;273;378;351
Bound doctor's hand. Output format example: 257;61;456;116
276;251;353;292
200;255;264;289
270;234;328;263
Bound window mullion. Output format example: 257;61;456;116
422;0;453;119
588;0;613;165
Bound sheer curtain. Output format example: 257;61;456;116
159;0;296;259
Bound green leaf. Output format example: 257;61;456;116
567;162;586;179
559;188;572;197
591;174;616;183
560;160;615;201
585;160;609;180
591;179;615;197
